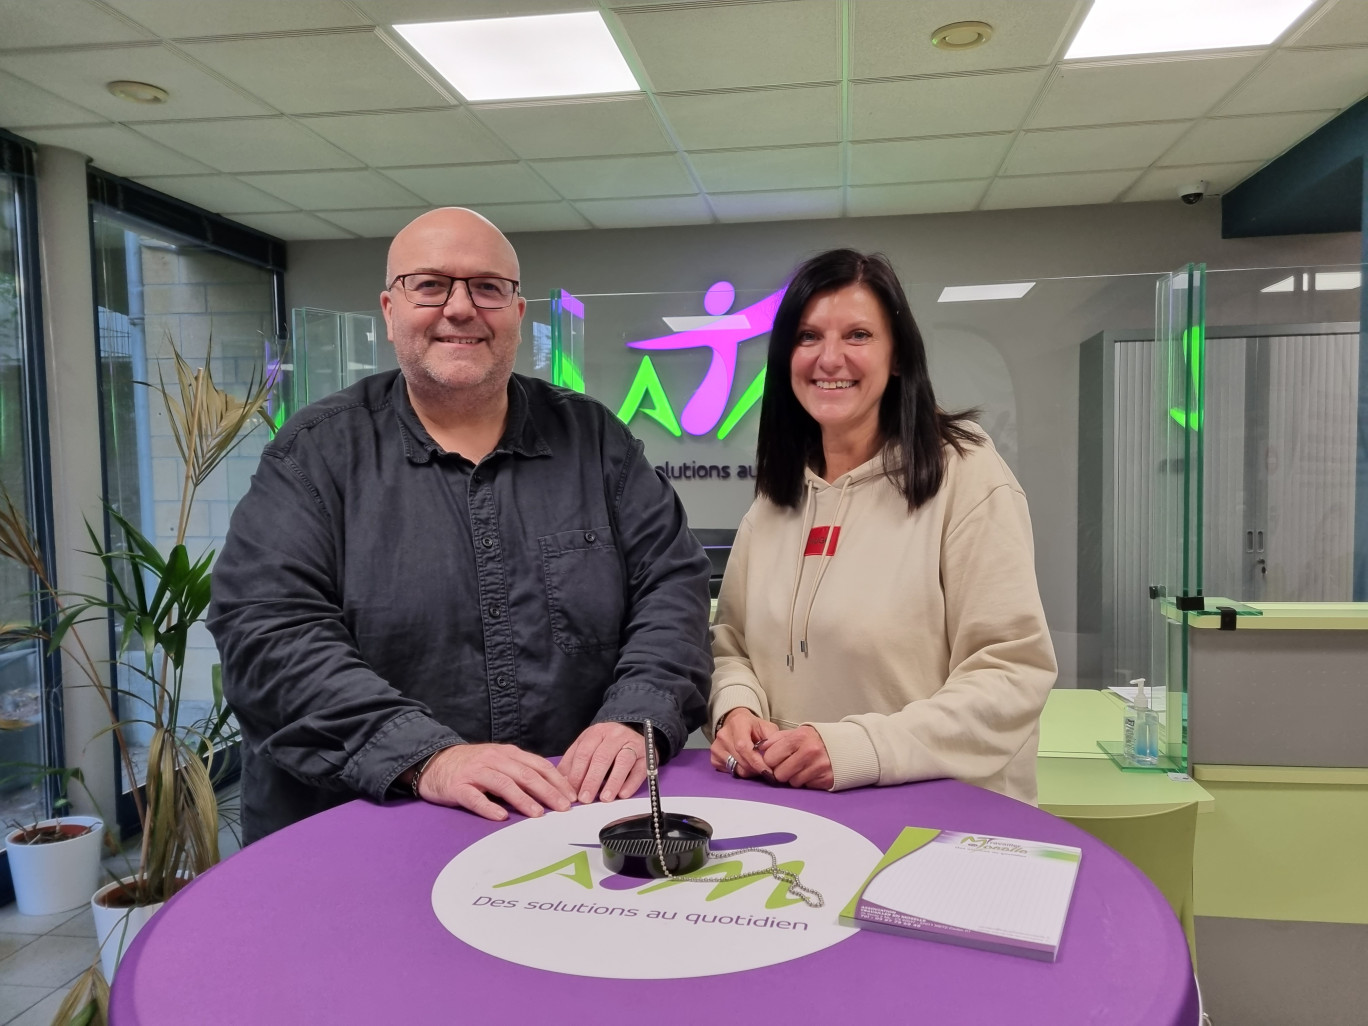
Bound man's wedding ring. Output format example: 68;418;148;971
725;754;738;776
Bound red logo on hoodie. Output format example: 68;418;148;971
804;526;841;557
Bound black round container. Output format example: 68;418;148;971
598;812;713;878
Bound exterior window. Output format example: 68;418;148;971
90;208;281;807
0;151;56;839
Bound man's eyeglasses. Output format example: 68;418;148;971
387;273;521;309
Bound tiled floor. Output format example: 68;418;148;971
0;793;242;1024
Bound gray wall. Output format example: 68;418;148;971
284;200;1360;685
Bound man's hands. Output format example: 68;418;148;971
415;744;575;822
559;722;649;804
412;723;653;822
709;708;778;778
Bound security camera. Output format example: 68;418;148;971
1178;181;1208;205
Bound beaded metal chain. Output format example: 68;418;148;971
643;720;824;909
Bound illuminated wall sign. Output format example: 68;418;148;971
617;281;784;440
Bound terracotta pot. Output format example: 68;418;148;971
5;816;104;916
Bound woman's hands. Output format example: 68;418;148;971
710;708;777;778
710;712;834;790
756;726;833;790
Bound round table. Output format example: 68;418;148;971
110;751;1198;1025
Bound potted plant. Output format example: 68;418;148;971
0;337;274;1006
2;767;105;917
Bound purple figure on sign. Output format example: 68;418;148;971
627;280;785;436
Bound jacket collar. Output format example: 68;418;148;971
393;373;551;465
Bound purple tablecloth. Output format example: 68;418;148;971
111;751;1197;1025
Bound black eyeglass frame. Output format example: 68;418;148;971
387;272;522;309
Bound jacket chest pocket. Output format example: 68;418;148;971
539;526;625;654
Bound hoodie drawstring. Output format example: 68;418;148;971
785;481;817;670
799;476;852;659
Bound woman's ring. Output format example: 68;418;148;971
725;755;738;775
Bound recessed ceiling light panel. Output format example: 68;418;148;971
938;282;1036;303
1066;0;1316;59
106;80;169;104
395;12;640;102
931;21;994;50
1314;271;1361;291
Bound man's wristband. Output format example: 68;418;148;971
407;750;440;800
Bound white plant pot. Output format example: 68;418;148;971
91;877;168;980
5;816;105;916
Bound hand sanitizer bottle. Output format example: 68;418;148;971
1132;681;1159;767
1123;677;1143;763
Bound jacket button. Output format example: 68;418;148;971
584;531;596;544
482;536;494;549
495;675;510;689
489;604;502;619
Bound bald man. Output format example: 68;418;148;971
209;208;711;842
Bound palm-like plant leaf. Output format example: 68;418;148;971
49;963;108;1026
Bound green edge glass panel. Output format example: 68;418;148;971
1149;263;1206;774
550;288;586;393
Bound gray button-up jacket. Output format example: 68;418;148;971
207;370;711;842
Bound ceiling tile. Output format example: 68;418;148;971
850;0;1079;78
847;179;989;217
851;70;1048;140
0;0;152;47
1029;55;1263;128
473;96;672;159
230;211;356;240
1004;122;1191;175
1291;0;1368;45
314;207;429;238
981;170;1140;209
0;71;103;127
239;169;426;210
180;31;448;114
381;164;558;205
572;195;713;229
530;154;695;200
619;1;840;92
1121;161;1264;202
710;188;843;223
659;86;841;150
299;109;514;165
132;174;298;213
0;44;272;121
133;118;364;172
354;0;593;21
1158;110;1335;165
688;145;841;192
1217;48;1368;115
471;201;591;233
21;124;211;176
850;135;1012;186
105;0;370;37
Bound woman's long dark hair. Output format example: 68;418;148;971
754;249;981;512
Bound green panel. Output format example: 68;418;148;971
1193;777;1368;924
1037;756;1214;817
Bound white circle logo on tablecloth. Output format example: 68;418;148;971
431;797;881;979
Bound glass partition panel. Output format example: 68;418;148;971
285;307;386;418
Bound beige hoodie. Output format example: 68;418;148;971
709;430;1056;803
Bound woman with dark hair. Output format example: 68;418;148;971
707;249;1056;802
